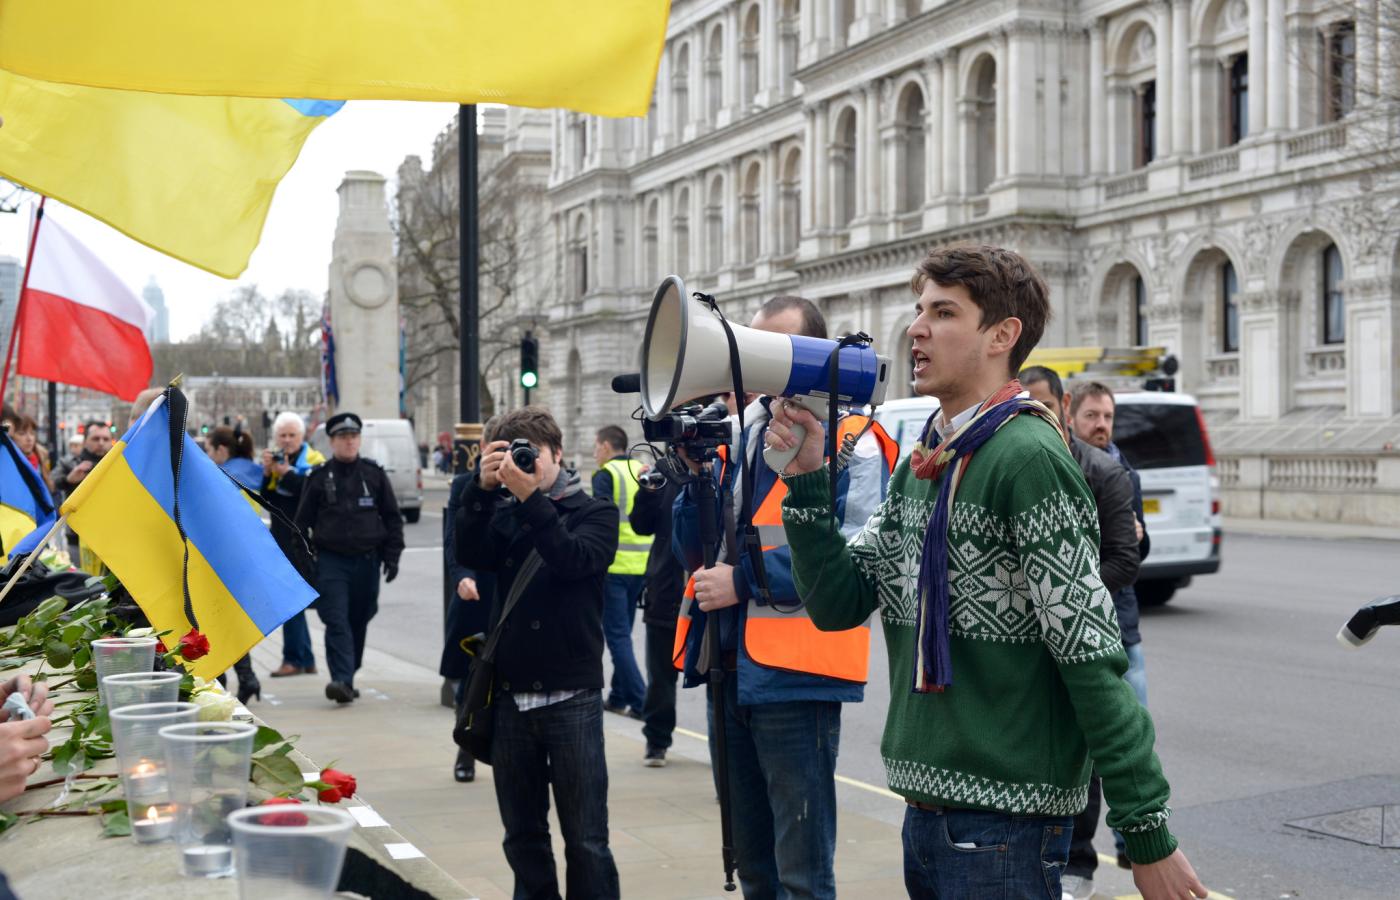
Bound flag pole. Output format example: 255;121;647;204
1;197;46;406
0;514;66;608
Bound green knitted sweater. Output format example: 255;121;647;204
781;414;1177;865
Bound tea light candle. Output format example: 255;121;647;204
181;844;234;877
125;760;167;798
130;804;174;843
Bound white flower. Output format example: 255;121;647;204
192;684;236;722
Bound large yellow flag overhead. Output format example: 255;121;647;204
0;71;341;278
0;0;670;118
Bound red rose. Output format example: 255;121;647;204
317;768;357;803
177;629;210;661
259;796;308;826
155;640;167;655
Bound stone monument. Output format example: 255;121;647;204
327;170;400;419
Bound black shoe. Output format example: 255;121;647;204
324;681;355;704
643;746;667;768
236;679;261;704
1116;851;1132;870
352;688;361;699
454;748;475;783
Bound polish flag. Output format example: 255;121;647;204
15;213;154;402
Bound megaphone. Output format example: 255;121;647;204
640;275;891;471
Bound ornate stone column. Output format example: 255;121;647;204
942;46;960;195
996;27;1010;181
1238;290;1291;420
925;54;945;199
1089;21;1106;174
1172;0;1190;151
1154;0;1174;156
1247;0;1267;136
1266;0;1286;128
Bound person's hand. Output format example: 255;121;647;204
693;563;740;612
675;447;702;476
497;451;538;502
1131;849;1207;900
1135;516;1146;543
767;400;826;476
0;717;52;803
66;460;94;484
261;449;276;473
456;577;480;601
0;675;53;721
383;560;399;583
478;440;509;490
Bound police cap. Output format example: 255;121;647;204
326;412;363;436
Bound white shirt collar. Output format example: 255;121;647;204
935;390;1031;441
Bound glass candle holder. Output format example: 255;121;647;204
228;806;354;899
160;721;258;877
109;702;200;844
91;636;158;708
104;671;182;712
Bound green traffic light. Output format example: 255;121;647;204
520;371;539;389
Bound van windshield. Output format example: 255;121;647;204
1113;404;1208;469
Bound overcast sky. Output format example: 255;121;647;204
0;101;460;341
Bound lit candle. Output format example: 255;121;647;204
181;844;234;877
130;804;175;843
124;760;167;799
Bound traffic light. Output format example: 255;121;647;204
519;333;539;390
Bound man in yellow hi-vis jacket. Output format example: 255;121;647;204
591;425;653;719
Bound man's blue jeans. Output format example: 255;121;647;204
903;806;1073;899
280;610;315;669
492;689;619;900
602;574;646;713
706;674;841;900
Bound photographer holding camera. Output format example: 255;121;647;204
671;296;897;900
454;406;621;899
260;411;325;678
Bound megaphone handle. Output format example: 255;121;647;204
761;422;804;474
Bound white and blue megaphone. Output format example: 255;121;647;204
640;275;892;471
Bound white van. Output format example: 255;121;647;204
874;390;1221;606
309;418;424;523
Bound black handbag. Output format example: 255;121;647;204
452;548;544;764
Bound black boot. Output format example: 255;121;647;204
454;747;475;783
233;654;260;703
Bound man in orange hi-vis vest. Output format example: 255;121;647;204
671;296;897;900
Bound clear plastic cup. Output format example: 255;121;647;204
228;806;355;899
160;721;258;877
110;702;200;844
91;636;158;707
103;671;182;712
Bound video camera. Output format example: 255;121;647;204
640;399;733;463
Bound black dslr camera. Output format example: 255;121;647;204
508;438;539;473
271;450;286;464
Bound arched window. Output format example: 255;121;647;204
672;44;690;137
780;148;802;255
1133;274;1149;345
706;175;725;270
569;214;589;297
705;25;724;122
740;162;761;264
741;7;761;110
643;199;659;281
1322;243;1345;344
896;84;927;215
673;188;690;276
833;107;858;228
971;57;997;194
1112;22;1159;170
1325;21;1357;122
1227;53;1249;144
1221;260;1239;353
779;0;800;94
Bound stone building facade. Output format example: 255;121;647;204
402;0;1400;521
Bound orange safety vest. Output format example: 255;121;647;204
673;414;898;683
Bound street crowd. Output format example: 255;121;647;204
0;244;1214;900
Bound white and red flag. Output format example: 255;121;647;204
14;210;153;401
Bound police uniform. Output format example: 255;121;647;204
294;412;405;703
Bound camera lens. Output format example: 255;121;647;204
508;439;538;473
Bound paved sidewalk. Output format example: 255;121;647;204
1223;515;1400;542
244;626;908;899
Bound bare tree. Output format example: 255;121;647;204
1291;2;1400;159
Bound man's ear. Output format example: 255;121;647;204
989;316;1023;361
1061;391;1073;419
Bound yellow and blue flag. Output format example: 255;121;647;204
0;430;56;565
0;70;343;278
0;1;668;117
60;390;317;679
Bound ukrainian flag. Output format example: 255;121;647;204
0;70;343;278
0;431;56;565
0;1;668;117
60;392;317;679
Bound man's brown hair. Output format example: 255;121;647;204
757;295;826;339
494;406;564;454
910;244;1051;374
595;425;628;454
1068;380;1116;416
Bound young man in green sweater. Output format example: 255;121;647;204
767;245;1206;899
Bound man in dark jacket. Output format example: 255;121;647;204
454;406;621;900
1022;369;1142;900
260;411;325;678
294;412;404;705
627;463;685;767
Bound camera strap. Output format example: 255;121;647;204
696;292;772;603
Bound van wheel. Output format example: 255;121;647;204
404;508;421;524
1136;581;1176;607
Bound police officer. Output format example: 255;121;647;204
294;412;405;704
